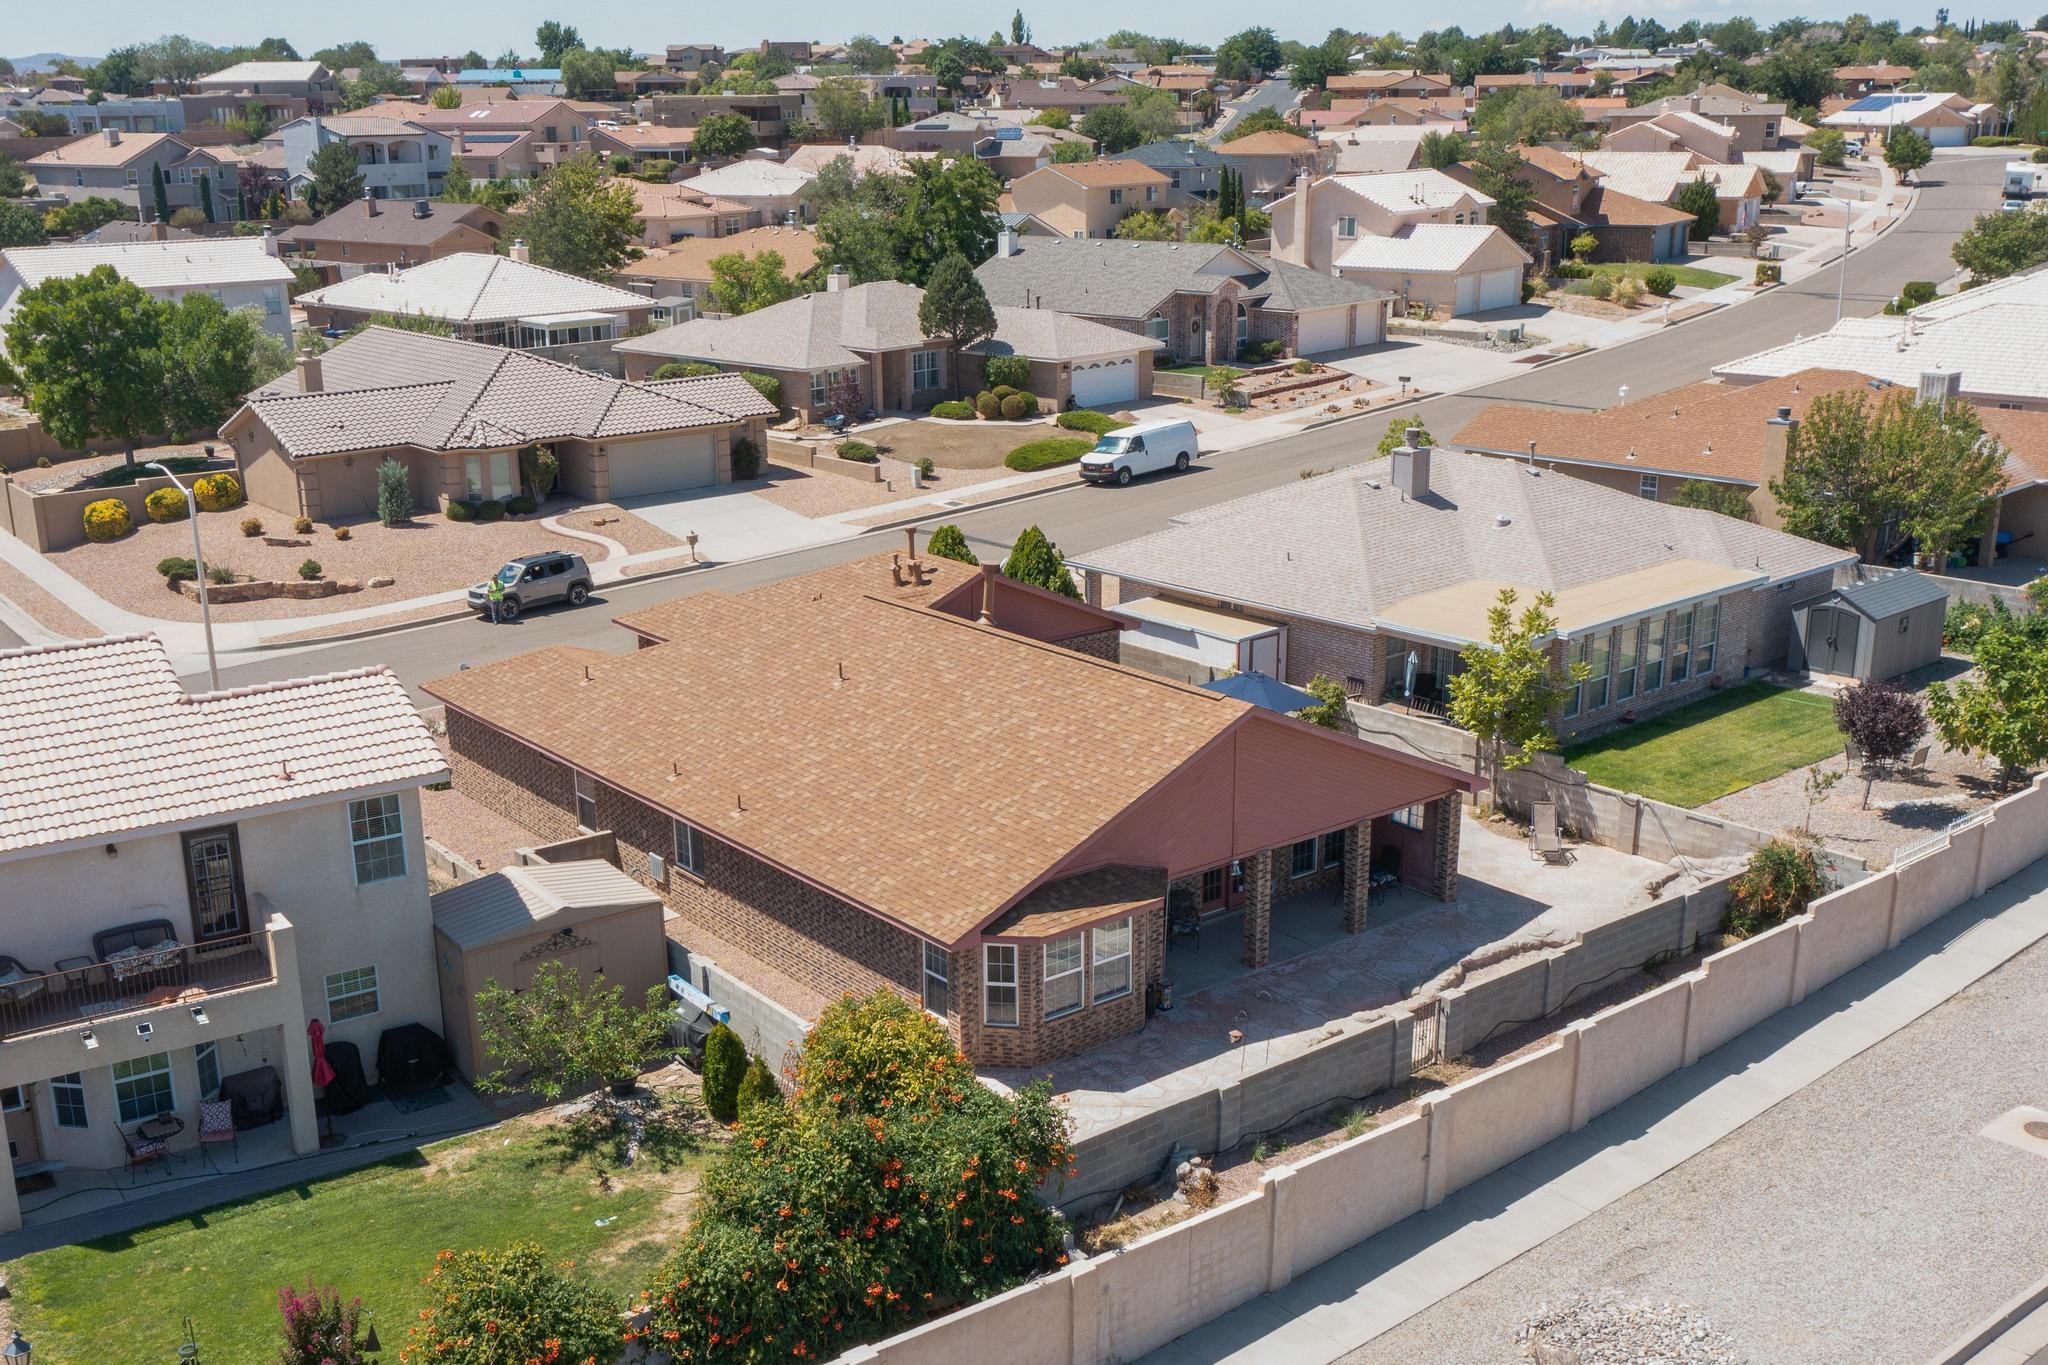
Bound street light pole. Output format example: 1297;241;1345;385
1829;195;1854;324
147;463;219;691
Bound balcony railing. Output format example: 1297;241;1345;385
0;932;275;1043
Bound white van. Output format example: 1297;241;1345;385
1078;418;1200;485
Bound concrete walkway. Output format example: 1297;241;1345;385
1141;853;2048;1364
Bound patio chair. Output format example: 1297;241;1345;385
1903;744;1932;777
0;956;50;1007
1529;802;1573;865
198;1099;237;1166
1844;740;1865;774
1368;847;1402;902
1167;888;1201;950
122;1125;170;1183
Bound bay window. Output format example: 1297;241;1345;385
1092;919;1132;1003
1044;935;1084;1018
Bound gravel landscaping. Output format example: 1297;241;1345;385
552;502;684;555
0;558;97;639
48;498;603;622
752;453;1034;518
1516;1291;1745;1363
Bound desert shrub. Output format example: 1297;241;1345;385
504;495;537;515
914;456;935;478
404;1243;621;1365
1291;358;1315;374
1552;260;1591;279
193;472;243;511
144;486;189;523
1726;837;1826;936
292;515;314;534
1584;273;1615;301
983;354;1031;389
729;435;762;480
156;556;196;582
651;360;721;378
375;457;411;525
701;1022;746;1123
240;516;265;537
975;390;1000;419
740;371;781;406
444;500;476;522
736;1056;782;1117
1610;276;1643;307
297;559;322;580
838;440;879;463
333;525;351;541
925;523;976;564
518;443;559;504
1056;409;1128;435
991;384;1017;401
1004;437;1092;472
1644;267;1677;296
1898;279;1938;310
930;400;973;420
207;563;235;585
1754;261;1782;285
999;393;1029;420
476;500;506;522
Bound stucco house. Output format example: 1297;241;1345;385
1103;139;1227;208
0;237;295;348
1215;129;1331;201
1605;84;1787;152
276;198;504;281
0;633;446;1232
25;130;199;219
1463;146;1694;266
425;551;1478;1071
277;114;453;203
194;60;338;103
975;235;1393;365
220;326;776;518
1006;160;1173;239
1070;437;1855;740
1576;150;1764;233
1602;109;1742;161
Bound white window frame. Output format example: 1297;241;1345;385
911;349;941;391
1585;629;1611;712
921;942;950;1016
113;1052;175;1125
1642;615;1666;691
1336;214;1357;238
1695;599;1718;675
348;794;407;885
0;1087;24;1113
1091;919;1132;1004
1669;606;1693;685
195;1039;222;1100
1390;802;1427;830
1615;622;1638;702
52;1073;87;1129
325;965;381;1022
574;772;598;831
1639;473;1658;500
983;944;1018;1026
1043;934;1084;1019
672;819;706;875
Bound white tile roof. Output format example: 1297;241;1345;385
1334;223;1515;273
198;60;329;86
1714;269;2048;401
1311;169;1494;215
1578;150;1760;203
0;237;295;292
0;635;444;858
297;253;646;325
681;160;816;199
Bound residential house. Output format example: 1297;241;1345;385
1453;366;2048;570
1103;139;1226;207
181;91;311;131
450;68;564;95
613;225;822;317
641;94;804;146
781;143;933;179
613;179;760;245
1605;84;1786;152
424;551;1478;1070
881;110;1095;179
1267;170;1532;317
1007;161;1172;239
759;41;814;62
614;275;1163;417
590;123;696;165
617;69;694;98
998;210;1064;239
25;130;197;219
1325;70;1456;99
663;44;727;74
1071;439;1854;739
1324;128;1431;175
1820;91;1985;147
278;115;452;202
0;633;447;1232
1834;63;1917;96
40;95;186;135
678;159;815;226
1461;146;1693;265
295;250;651;371
1216;129;1332;202
989;77;1132;118
0;237;294;346
1603;109;1741;162
1576;150;1765;232
1473;70;1603;99
223;326;776;516
976;235;1393;363
276;198;505;280
193;61;338;103
375;98;597;183
1338;96;1467;128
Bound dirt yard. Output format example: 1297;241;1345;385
853;417;1065;469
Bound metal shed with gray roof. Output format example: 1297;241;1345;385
1788;570;1949;680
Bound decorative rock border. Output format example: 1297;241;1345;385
176;577;364;602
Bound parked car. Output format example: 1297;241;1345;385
467;552;592;620
2003;198;2030;212
1079;418;1201;486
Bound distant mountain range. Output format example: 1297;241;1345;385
5;53;98;74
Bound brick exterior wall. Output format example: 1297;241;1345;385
1110;580;1387;698
1242;848;1274;966
1063;628;1120;661
1342;818;1372;932
955;908;1166;1070
1430;796;1461;900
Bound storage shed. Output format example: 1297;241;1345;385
1788;571;1949;681
1113;596;1286;683
430;860;668;1082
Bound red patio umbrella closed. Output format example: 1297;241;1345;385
308;1017;336;1087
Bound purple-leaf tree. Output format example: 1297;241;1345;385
277;1282;371;1365
1834;681;1929;806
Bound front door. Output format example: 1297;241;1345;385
183;826;249;942
1198;862;1246;912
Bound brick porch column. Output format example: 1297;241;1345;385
1341;819;1372;934
1242;849;1274;967
1430;795;1462;902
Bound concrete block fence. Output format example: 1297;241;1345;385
831;775;2048;1365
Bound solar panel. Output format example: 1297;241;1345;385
1844;93;1917;112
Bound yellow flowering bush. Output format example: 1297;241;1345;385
82;498;134;542
399;1242;619;1365
144;485;189;523
193;472;244;511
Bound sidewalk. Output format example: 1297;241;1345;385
1142;853;2048;1364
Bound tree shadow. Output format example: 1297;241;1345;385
532;1091;710;1176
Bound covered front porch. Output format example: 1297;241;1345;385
1163;873;1442;1000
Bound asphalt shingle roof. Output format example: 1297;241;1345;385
974;239;1390;320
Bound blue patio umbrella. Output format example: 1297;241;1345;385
1199;670;1320;714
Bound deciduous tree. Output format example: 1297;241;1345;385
897;157;1000;281
0;266;166;466
472;959;672;1107
691;111;756;160
706;248;798;314
1002;523;1079;598
1928;620;2048;785
1446;588;1588;793
1882;125;1933;179
1952;207;2048;281
518;152;642;278
1670;479;1756;520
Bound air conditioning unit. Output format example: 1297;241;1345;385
1917;370;1962;404
648;851;667;882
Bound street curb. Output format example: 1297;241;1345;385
1927;1268;2048;1363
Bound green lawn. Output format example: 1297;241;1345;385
1576;259;1741;290
1565;680;1844;808
9;1107;705;1364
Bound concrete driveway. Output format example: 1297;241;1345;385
613;485;859;562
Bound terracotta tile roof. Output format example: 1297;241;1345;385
0;635;444;858
1219;129;1320;156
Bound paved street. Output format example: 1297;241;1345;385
178;152;2005;699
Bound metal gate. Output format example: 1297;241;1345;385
1410;999;1441;1068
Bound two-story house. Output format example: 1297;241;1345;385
45;96;187;135
0;237;296;348
1215;129;1332;202
1104;139;1226;209
1006;161;1172;239
0;634;447;1232
1453;146;1693;266
1605;84;1786;152
193;60;339;105
25;130;198;220
276;198;506;280
382;99;597;183
1602;108;1741;162
278;114;453;203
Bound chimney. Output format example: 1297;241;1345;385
260;225;278;257
296;352;324;393
995;225;1018;258
365;193;379;216
413;198;431;218
509;238;530;263
149;220;168;242
102;128;120;146
1756;405;1797;529
979;563;999;626
1280;169;1312;267
825;265;849;293
1390;426;1432;500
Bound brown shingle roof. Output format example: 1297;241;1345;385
617;226;822;284
278;199;503;250
26;131;185;168
1042;160;1171;188
1219;130;1320;156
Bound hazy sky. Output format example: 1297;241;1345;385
6;0;1944;64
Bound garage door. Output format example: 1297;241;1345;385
1070;356;1139;408
1454;275;1478;315
1295;307;1350;355
1478;268;1521;311
607;432;718;500
1927;123;1967;147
